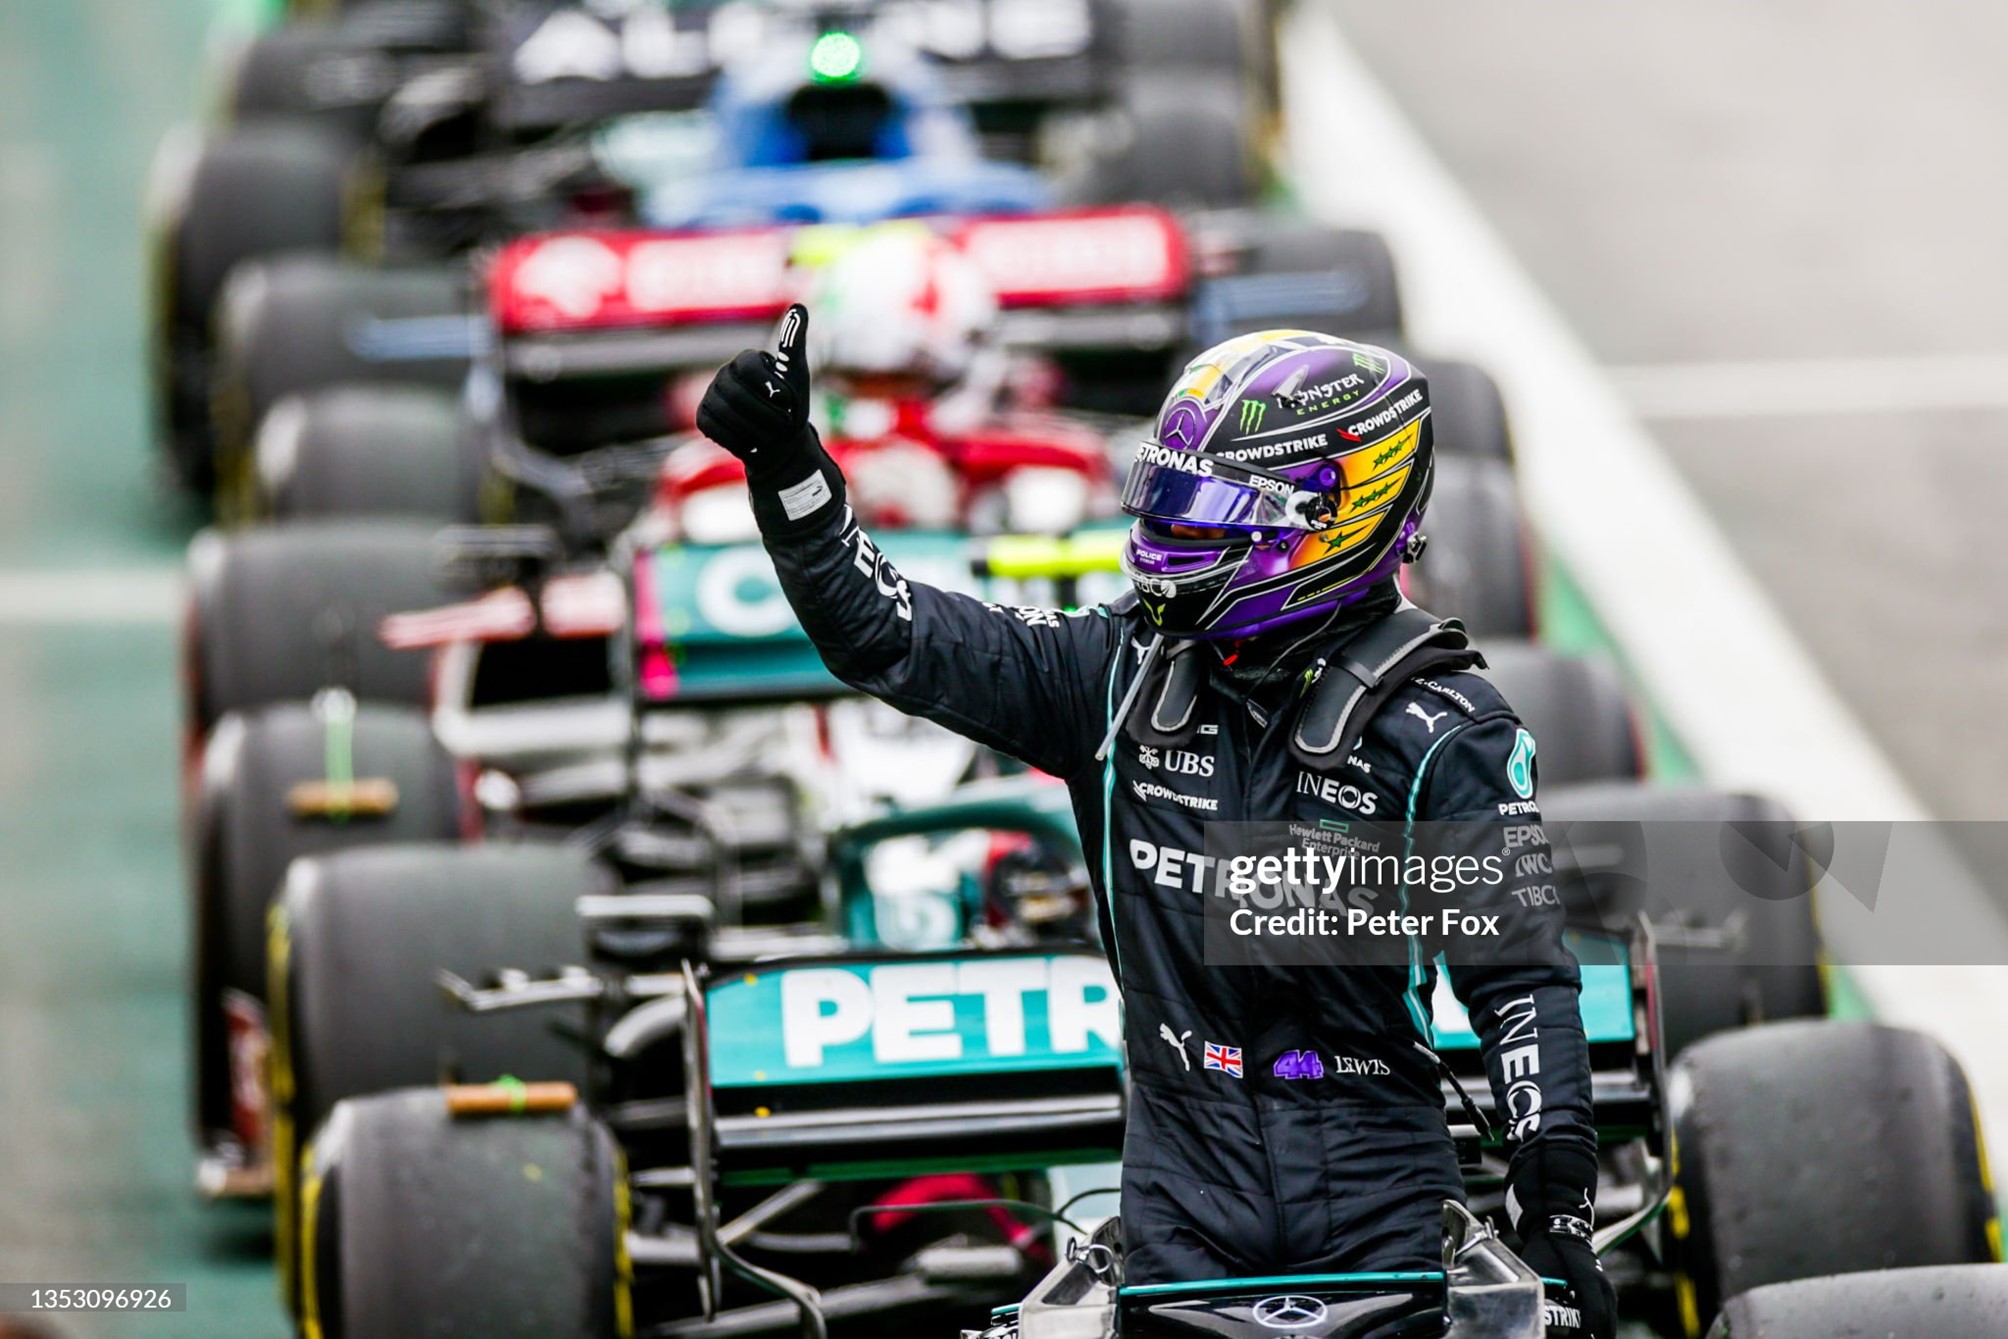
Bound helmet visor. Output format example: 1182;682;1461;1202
1120;449;1332;533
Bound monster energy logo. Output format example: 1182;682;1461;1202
1238;399;1266;433
1353;350;1387;375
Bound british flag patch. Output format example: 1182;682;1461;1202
1203;1043;1242;1077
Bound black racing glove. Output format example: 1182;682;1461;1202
1508;1142;1615;1339
694;303;844;533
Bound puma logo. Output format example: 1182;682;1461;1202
1159;1022;1193;1071
1406;702;1448;733
765;381;782;398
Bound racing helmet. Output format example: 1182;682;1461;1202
1121;331;1432;639
805;226;998;392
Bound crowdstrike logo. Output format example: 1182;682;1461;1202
1218;434;1329;462
1340;388;1425;439
1132;779;1219;813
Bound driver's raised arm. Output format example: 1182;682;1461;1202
696;306;1120;781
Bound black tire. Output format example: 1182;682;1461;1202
1475;643;1643;786
1192;222;1404;347
253;384;481;522
1540;782;1826;1058
229;2;475;129
1671;1022;1998;1334
1707;1264;2008;1338
184;518;455;735
148;122;354;492
189;702;463;1150
1416;357;1513;462
1408;457;1533;639
228;24;391;138
1076;71;1258;208
301;1089;624;1339
272;843;608;1312
210;255;468;505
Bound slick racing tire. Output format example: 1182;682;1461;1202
1415;357;1513;463
1406;457;1534;640
149;122;353;492
1539;782;1825;1059
184;519;454;736
1706;1264;2008;1338
300;1088;624;1339
228;2;475;131
189;702;464;1153
252;384;481;522
1670;1022;1998;1336
1192;222;1404;348
1080;71;1258;208
1475;644;1644;787
271;843;606;1314
210;255;467;507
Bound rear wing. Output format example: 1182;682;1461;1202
490;0;1115;134
629;528;1130;707
686;947;1124;1188
485;207;1192;378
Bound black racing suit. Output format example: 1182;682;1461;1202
764;503;1595;1284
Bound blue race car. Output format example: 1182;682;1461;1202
631;29;1056;228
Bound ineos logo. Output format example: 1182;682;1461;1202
1252;1296;1328;1330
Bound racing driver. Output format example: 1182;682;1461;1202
697;311;1614;1336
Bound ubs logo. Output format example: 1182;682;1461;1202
1138;744;1214;778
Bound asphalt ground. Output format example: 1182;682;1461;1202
1328;0;2008;827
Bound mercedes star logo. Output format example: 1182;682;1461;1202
1251;1295;1328;1330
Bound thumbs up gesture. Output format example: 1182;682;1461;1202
696;303;815;483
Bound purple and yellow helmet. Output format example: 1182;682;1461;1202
1120;330;1432;639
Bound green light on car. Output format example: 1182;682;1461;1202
809;30;864;83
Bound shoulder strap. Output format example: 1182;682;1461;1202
1126;641;1208;746
1291;608;1483;760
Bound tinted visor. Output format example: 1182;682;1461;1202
1120;451;1331;532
